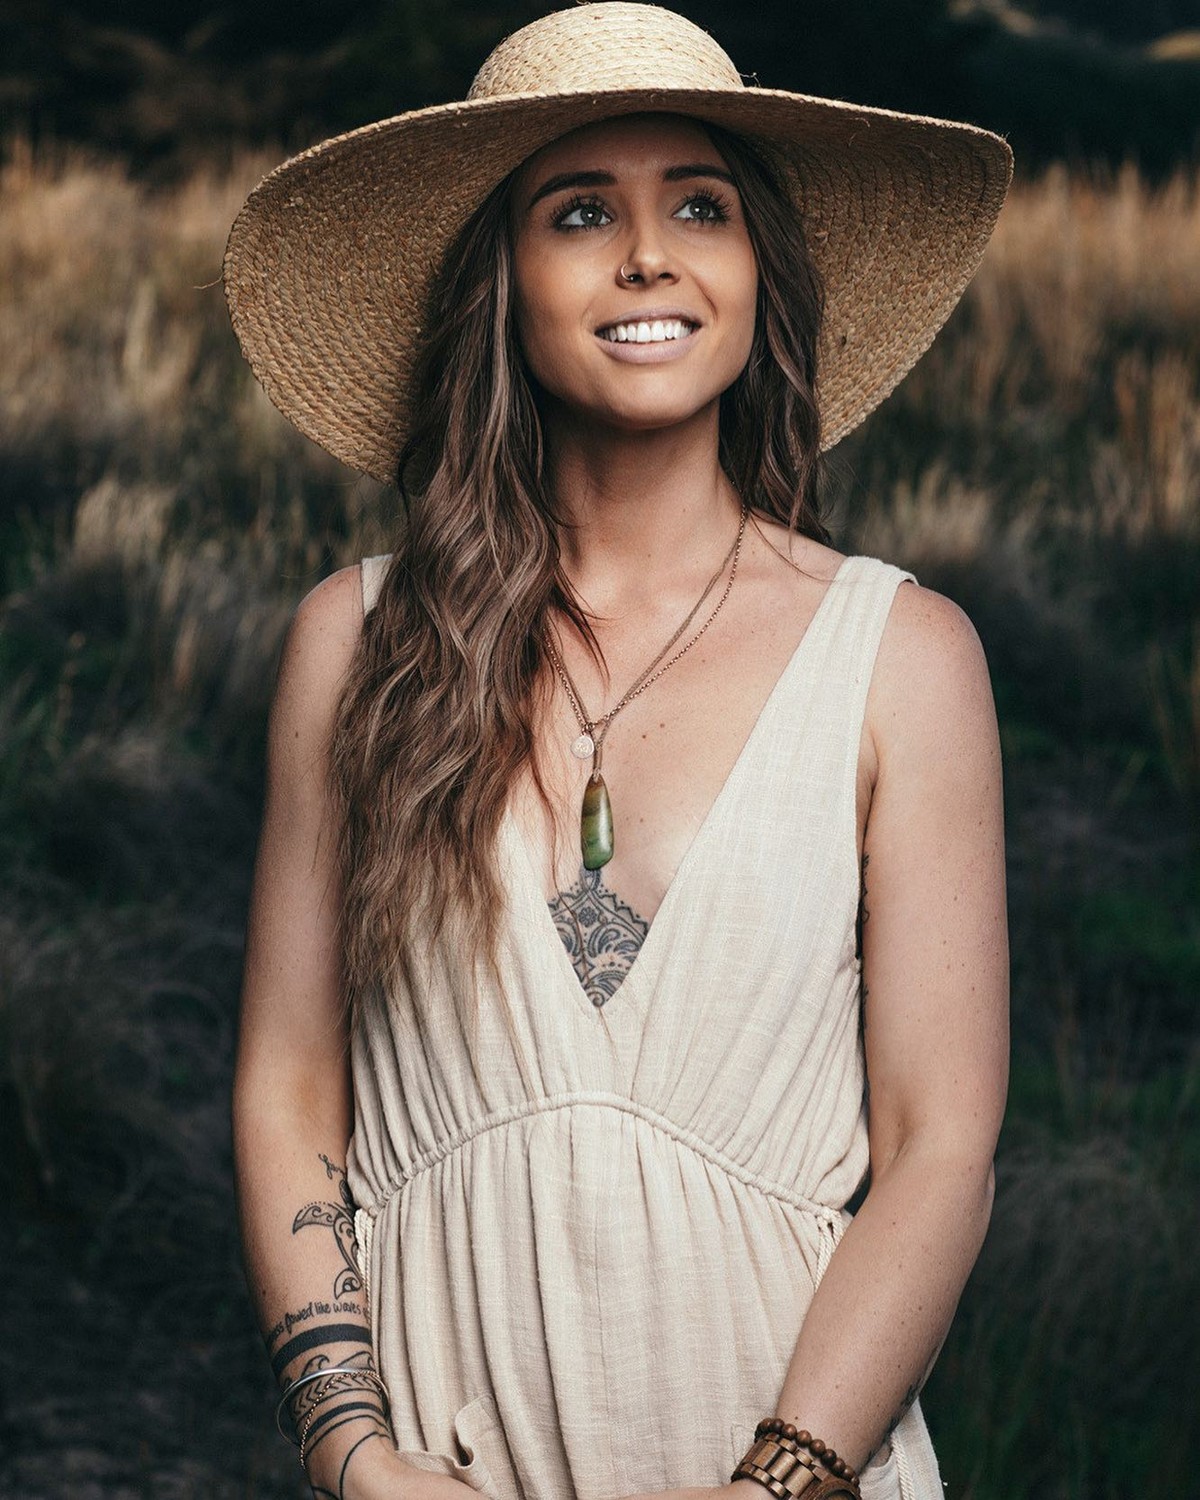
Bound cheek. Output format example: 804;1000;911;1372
511;259;574;374
724;254;759;362
739;287;759;357
736;247;759;315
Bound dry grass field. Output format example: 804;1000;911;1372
1;136;1197;1498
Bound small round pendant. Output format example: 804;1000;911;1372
571;732;595;760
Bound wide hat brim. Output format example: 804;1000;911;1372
224;75;1012;483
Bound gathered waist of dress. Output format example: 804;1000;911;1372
351;1087;847;1227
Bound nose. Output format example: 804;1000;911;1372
617;225;679;288
617;256;678;289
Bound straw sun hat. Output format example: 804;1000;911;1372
223;1;1013;483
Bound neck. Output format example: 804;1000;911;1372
544;410;742;616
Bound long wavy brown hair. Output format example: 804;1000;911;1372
328;116;830;1043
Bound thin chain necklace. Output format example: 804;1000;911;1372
542;498;749;871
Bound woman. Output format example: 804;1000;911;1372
225;7;1011;1500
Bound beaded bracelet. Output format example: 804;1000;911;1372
732;1417;862;1500
757;1420;861;1490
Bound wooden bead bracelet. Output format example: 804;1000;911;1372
732;1417;862;1500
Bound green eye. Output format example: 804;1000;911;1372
677;190;732;223
553;194;611;230
551;188;734;232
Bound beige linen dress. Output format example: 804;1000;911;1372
346;550;943;1500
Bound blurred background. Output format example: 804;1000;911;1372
1;2;1198;1496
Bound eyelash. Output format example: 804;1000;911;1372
550;188;734;231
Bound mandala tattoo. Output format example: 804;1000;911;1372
293;1153;363;1300
549;863;650;1007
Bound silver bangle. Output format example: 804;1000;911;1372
298;1370;391;1473
275;1364;391;1446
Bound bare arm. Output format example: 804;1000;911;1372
762;583;1010;1481
233;564;471;1500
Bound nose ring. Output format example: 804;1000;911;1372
620;264;639;283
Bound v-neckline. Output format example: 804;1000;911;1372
504;552;859;1022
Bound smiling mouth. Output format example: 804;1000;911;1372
596;318;700;344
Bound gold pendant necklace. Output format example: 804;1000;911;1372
542;499;749;871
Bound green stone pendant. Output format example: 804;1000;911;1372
581;773;614;870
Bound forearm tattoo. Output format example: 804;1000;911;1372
264;1156;389;1499
294;1154;363;1299
859;1376;925;1470
865;1334;949;1470
876;1375;925;1468
549;863;649;1007
886;1377;923;1435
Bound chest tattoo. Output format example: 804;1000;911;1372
548;864;650;1007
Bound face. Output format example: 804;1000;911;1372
508;112;758;436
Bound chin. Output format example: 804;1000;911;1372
602;406;713;434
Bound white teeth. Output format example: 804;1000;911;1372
601;319;694;344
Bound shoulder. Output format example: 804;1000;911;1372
281;562;365;691
267;563;366;773
746;510;847;586
866;572;1000;777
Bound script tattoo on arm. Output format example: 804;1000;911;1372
265;1155;390;1499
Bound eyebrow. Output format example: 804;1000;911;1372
525;162;736;212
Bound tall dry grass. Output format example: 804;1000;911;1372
1;136;1198;1498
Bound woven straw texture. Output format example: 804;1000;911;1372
347;549;938;1500
224;2;1013;481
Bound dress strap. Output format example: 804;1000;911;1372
835;556;919;760
789;554;919;862
360;552;393;616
